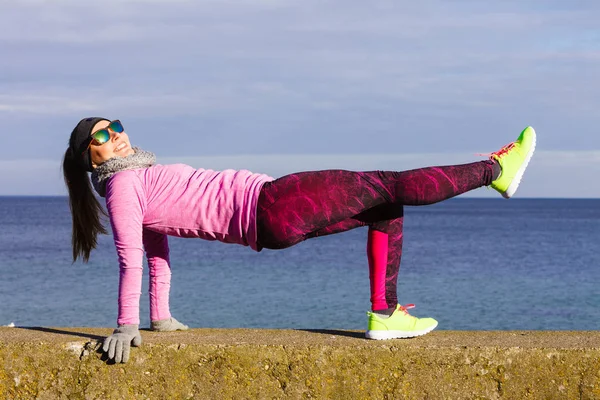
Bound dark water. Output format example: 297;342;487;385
0;196;598;331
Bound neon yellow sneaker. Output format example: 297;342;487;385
365;304;438;340
489;126;537;199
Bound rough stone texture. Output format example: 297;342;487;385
1;328;599;399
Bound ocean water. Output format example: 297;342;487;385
0;196;598;331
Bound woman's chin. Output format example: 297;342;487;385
117;148;135;158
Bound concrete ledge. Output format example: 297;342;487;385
1;328;599;399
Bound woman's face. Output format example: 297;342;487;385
89;120;135;168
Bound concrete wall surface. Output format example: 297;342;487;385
1;328;599;399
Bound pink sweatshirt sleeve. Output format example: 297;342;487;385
142;229;172;322
105;173;146;326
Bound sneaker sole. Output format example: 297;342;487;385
503;127;537;199
365;321;438;340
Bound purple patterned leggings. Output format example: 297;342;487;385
256;160;497;310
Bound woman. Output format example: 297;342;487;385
63;117;536;363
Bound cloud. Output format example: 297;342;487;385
0;1;599;186
0;1;295;45
0;93;97;114
0;159;65;196
2;2;599;93
0;91;192;115
2;1;598;116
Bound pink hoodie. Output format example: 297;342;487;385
104;163;273;325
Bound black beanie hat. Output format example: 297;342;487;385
69;117;110;172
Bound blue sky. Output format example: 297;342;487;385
1;1;599;197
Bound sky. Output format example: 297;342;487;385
1;0;599;197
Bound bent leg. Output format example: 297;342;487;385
255;161;497;311
312;204;403;311
368;214;403;312
282;203;405;313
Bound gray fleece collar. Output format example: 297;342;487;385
91;147;156;197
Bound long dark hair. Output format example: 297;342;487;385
62;147;107;263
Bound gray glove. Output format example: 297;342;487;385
102;324;142;363
151;317;189;332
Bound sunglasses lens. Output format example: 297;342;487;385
109;120;124;133
92;129;110;145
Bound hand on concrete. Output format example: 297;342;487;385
102;324;142;363
150;317;189;332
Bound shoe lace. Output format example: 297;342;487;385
476;141;515;159
398;304;415;315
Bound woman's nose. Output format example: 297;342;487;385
110;130;122;141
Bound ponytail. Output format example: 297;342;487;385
62;147;107;263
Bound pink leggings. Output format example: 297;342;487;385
256;160;498;310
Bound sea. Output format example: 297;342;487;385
0;196;598;331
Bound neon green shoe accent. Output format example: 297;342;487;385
365;304;438;340
490;126;537;199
